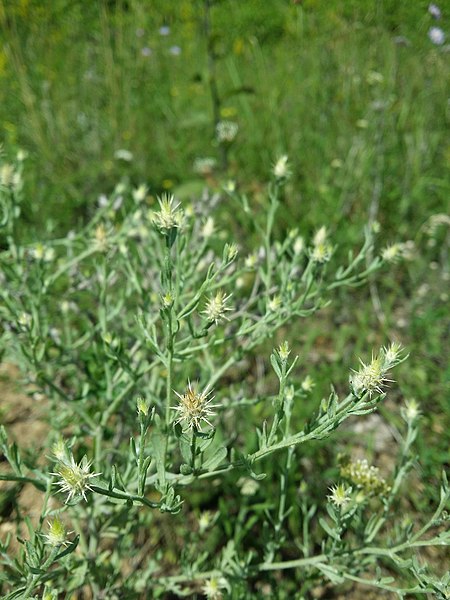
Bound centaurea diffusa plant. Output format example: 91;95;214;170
0;152;448;599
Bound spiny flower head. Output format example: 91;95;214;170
402;398;421;423
327;483;352;509
43;517;68;547
350;343;404;398
52;454;101;503
151;194;183;234
202;290;233;324
172;381;218;431
301;375;315;393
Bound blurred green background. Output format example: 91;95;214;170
0;0;449;506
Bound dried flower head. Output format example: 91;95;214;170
52;455;101;503
327;483;352;509
151;194;183;234
202;290;233;324
173;381;218;431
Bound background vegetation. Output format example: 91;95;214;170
0;0;448;597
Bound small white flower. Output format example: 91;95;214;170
428;26;445;45
159;25;170;36
141;47;152;57
169;45;182;56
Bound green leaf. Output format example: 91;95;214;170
203;446;227;471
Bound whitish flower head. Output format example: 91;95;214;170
350;344;404;398
30;243;55;262
223;179;236;193
200;217;215;239
310;226;333;263
340;458;390;495
169;45;182;56
52;455;100;503
366;70;384;85
159;25;170;36
216;120;238;143
428;26;445;45
172;381;218;431
151;194;183;234
17;312;32;329
137;396;150;416
198;510;215;534
52;439;69;462
327;483;352;509
202;577;228;599
382;341;403;369
356;118;369;129
0;163;19;188
267;295;282;312
224;242;238;263
93;223;109;250
381;243;403;263
194;157;216;176
402;398;421;422
44;517;68;547
331;158;343;169
278;341;290;362
245;252;258;269
273;154;291;179
429;3;442;19
202;290;233;324
301;375;315;392
114;149;133;162
132;184;147;203
293;236;305;255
